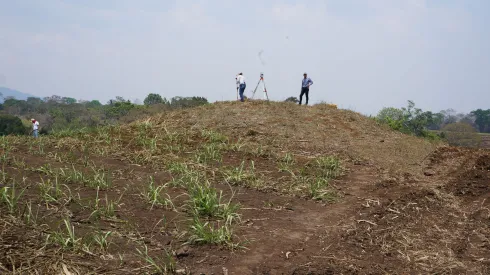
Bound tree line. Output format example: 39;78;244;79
376;100;489;147
376;101;490;133
0;94;208;135
2;94;489;148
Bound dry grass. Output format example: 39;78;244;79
0;213;96;274
337;185;489;274
2;101;488;274
142;101;440;175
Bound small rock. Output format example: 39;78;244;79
176;246;190;257
246;129;259;136
176;269;186;274
424;170;435;176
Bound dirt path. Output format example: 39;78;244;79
177;166;378;274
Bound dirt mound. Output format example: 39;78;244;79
145;101;440;175
2;101;489;274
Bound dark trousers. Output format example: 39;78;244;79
299;87;309;105
239;84;246;102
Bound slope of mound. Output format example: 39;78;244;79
5;101;489;274
145;101;440;175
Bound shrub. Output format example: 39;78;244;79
0;115;28;136
285;97;299;103
441;122;481;147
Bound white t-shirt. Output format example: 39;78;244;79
33;121;39;130
236;75;246;85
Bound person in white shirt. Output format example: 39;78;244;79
31;118;39;138
236;73;246;102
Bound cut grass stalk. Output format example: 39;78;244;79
187;181;240;225
23;201;39;225
223;161;256;186
280;152;295;165
136;244;176;274
188;218;233;246
92;231;113;252
34;163;55;176
89;187;118;220
315;156;343;179
308;177;337;202
87;167;112;189
0;181;26;214
38;176;70;204
48;218;82;250
142;176;174;210
194;143;223;164
201;129;228;144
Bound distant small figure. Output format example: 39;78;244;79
236;73;246;102
31;118;39;138
299;73;313;105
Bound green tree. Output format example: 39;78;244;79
470;109;490;132
376;107;404;122
3;98;21;108
427;112;445;130
2;98;28;115
107;96;127;105
170;96;208;108
377;101;441;138
26;97;43;113
399;100;433;136
85;100;102;108
62;97;77;104
105;101;136;119
144;93;165;105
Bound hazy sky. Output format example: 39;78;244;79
1;0;489;114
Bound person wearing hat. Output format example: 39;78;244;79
236;72;246;102
31;118;40;138
299;73;313;105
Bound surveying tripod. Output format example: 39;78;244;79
251;73;269;100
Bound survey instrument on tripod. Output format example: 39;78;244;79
252;73;269;100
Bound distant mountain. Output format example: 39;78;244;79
0;87;37;103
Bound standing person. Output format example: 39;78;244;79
299;73;313;105
236;72;246;102
31;118;39;138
